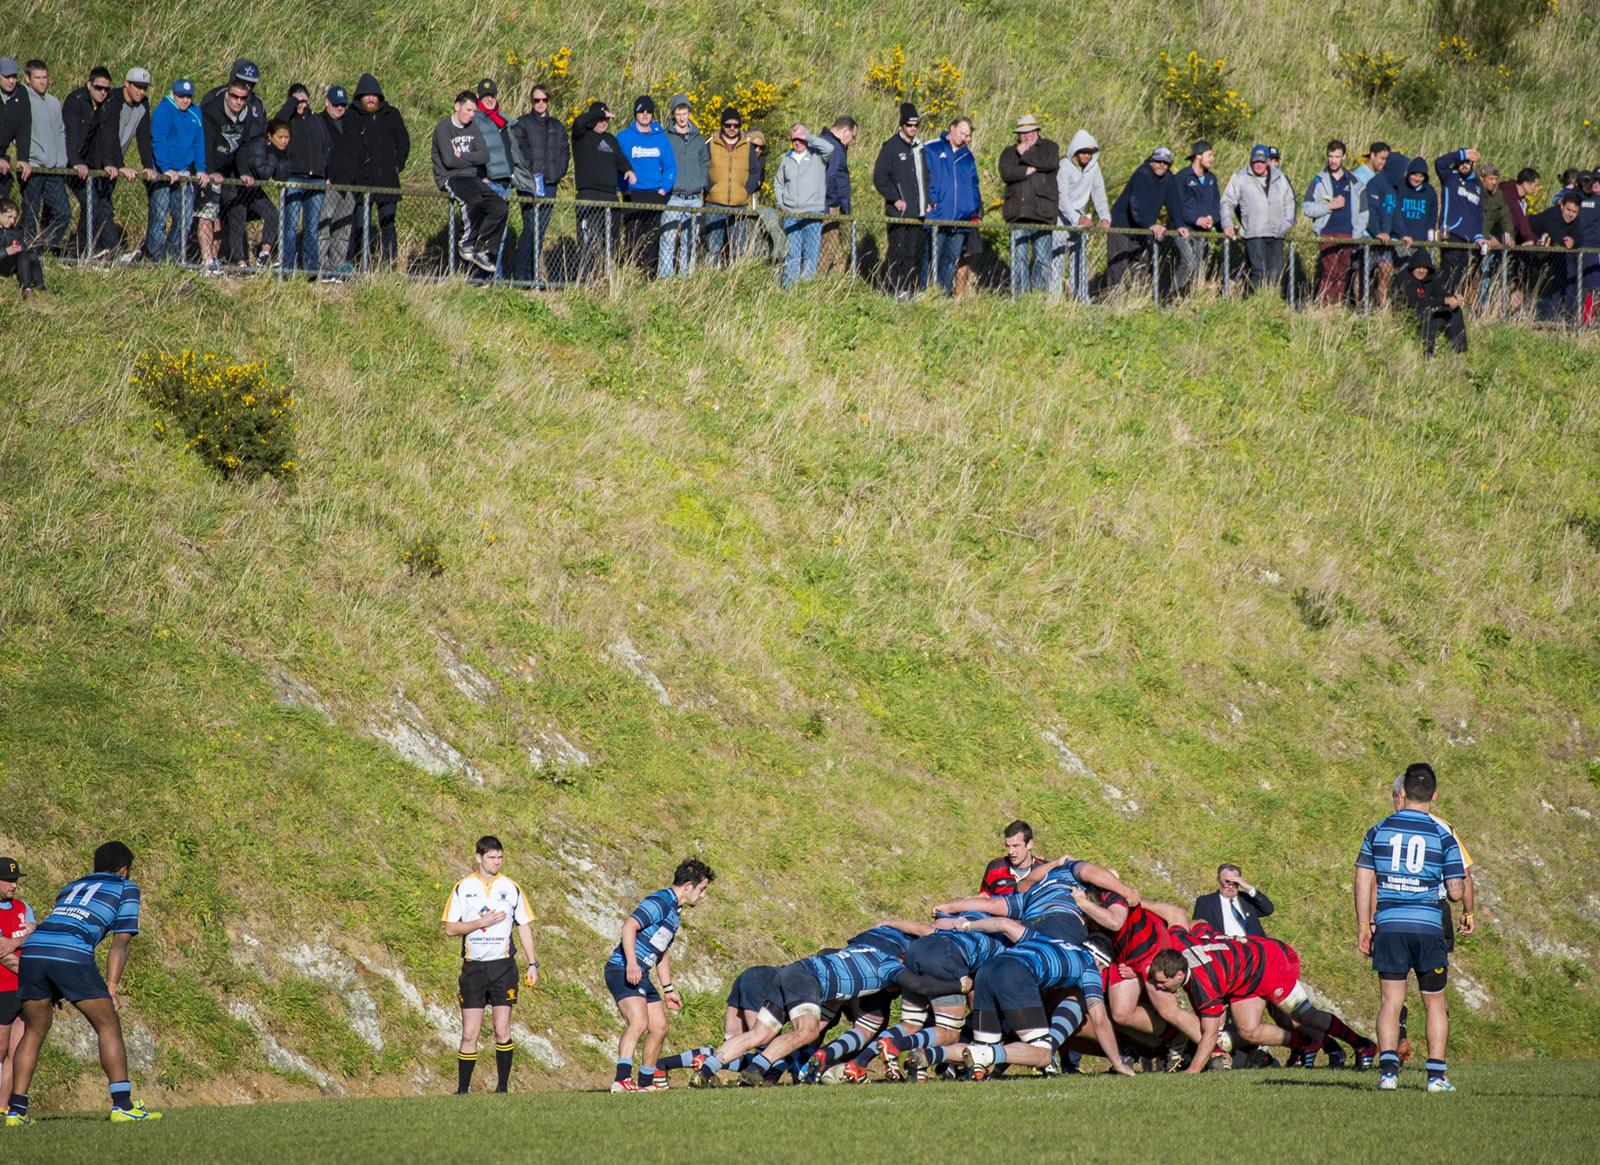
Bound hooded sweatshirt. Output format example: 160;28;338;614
348;75;410;200
1364;153;1410;238
570;102;629;198
820;127;851;212
275;94;330;177
1483;178;1534;244
102;87;153;169
200;89;263;177
1393;158;1439;242
1219;163;1294;238
0;83;32;170
773;133;835;215
665;116;711;197
150;93;206;174
431;112;488;189
26;87;67;168
1111;162;1181;231
1435;150;1485;242
1402;256;1455;317
1056;130;1109;224
1174;160;1222;230
923;130;979;222
615;118;675;193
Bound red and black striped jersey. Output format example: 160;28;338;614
1112;902;1171;972
980;858;1036;897
1167;925;1271;1017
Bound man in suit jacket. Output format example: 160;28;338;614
1193;864;1274;937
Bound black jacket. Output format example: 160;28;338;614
276;97;330;178
348;90;410;201
62;86;108;169
200;91;264;178
570;102;628;198
0;85;32;168
820;128;850;212
1192;889;1274;937
510;109;570;189
99;89;154;169
872;131;927;218
1111;162;1183;230
321;110;361;185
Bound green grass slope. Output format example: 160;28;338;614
1;265;1598;1106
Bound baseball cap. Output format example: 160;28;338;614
1148;146;1174;164
634;94;656;115
0;857;22;879
232;59;260;85
476;77;497;98
1267;146;1281;160
0;58;18;77
1188;139;1212;158
326;85;348;106
172;78;195;97
125;67;152;86
1250;144;1269;163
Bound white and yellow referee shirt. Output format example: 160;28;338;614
443;873;534;961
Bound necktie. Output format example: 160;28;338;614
1231;899;1248;932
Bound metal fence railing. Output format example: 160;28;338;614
10;166;1597;326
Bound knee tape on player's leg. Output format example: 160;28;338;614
1018;1028;1053;1049
1282;982;1312;1015
789;1002;823;1022
934;1009;966;1031
899;1002;929;1028
972;1008;1003;1044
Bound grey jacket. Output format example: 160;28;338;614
773;134;835;214
27;88;66;168
666;123;711;196
1220;165;1295;239
431;115;488;189
1303;167;1368;236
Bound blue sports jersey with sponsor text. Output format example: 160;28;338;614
1356;809;1465;934
606;888;681;970
847;924;912;958
1005;861;1086;924
1000;930;1103;1001
21;874;141;965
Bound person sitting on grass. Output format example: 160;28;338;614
0;195;44;298
1403;254;1467;356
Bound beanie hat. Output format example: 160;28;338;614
634;94;656;115
899;101;921;125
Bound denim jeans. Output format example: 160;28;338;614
1051;229;1088;300
703;208;748;268
515;201;553;283
781;216;822;287
1010;228;1053;294
929;224;966;295
282;181;325;273
659;193;702;278
320;188;357;269
22;173;73;251
145;180;194;264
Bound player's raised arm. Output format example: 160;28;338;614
878;919;937;937
1141;900;1190;929
1071;861;1140;907
933;894;1006;916
1072;887;1128;932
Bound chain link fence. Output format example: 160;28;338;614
12;166;1597;327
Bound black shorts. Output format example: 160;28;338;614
1029;912;1089;946
973;956;1043;1019
960;227;983;258
0;990;19;1025
459;957;518;1009
850;989;894;1024
1373;932;1448;993
17;956;111;1004
776;963;824;1017
904;936;970;985
603;960;660;1005
726;965;779;1013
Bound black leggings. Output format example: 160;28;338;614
0;248;45;290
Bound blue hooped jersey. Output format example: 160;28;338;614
22;874;141;965
847;925;912;959
936;926;1009;973
799;944;903;1002
1001;931;1104;1001
1356;810;1465;934
606;888;681;971
1006;861;1086;924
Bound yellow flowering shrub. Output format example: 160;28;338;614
864;46;969;127
1157;52;1251;141
403;536;446;578
133;351;298;482
1339;50;1409;108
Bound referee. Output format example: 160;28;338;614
442;835;538;1094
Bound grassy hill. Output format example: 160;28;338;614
1;257;1597;1104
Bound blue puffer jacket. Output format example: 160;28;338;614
616;120;676;193
150;94;206;174
1435;150;1485;242
924;131;979;222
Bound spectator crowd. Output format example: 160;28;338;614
1;52;1595;341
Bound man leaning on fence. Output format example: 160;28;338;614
21;61;70;253
63;66;118;258
1054;130;1108;301
1173;139;1219;294
1221;144;1294;297
999;113;1057;296
144;78;207;265
509;82;568;284
660;94;709;279
0;58;30;203
101;68;155;259
1107;145;1183;291
432;90;502;274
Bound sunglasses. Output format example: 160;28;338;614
533;96;550;103
791;137;806;144
723;122;740;129
90;83;110;92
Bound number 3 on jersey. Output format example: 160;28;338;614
1388;834;1426;874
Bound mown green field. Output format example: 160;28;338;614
7;1061;1599;1164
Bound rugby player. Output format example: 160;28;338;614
937;855;1137;945
655;964;779;1081
936;917;1133;1079
1072;888;1197;1065
441;835;538;1093
605;858;715;1092
1146;924;1376;1074
5;842;160;1124
0;858;36;1107
979;820;1040;896
1357;763;1466;1092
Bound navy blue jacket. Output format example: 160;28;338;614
924;131;980;222
1435;150;1485;242
820;128;851;213
1364;153;1409;237
1111;162;1182;230
1173;163;1221;229
1393;158;1439;243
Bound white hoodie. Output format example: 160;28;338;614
1056;129;1110;225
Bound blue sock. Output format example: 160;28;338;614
8;1093;27;1116
926;1047;948;1065
908;1029;938;1050
614;1058;633;1084
747;1053;771;1073
109;1080;133;1111
724;1055;741;1073
1379;1051;1400;1076
1426;1058;1446;1081
825;1030;864;1064
990;1046;1009;1065
700;1053;723;1075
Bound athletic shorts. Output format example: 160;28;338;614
775;963;824;1018
1440;900;1456;953
1257;941;1303;1007
0;990;19;1025
1372;931;1448;993
1028;912;1089;946
16;956;111;1005
904;937;970;985
603;960;660;1005
973;957;1043;1017
459;957;518;1009
851;989;894;1024
959;226;982;257
196;184;222;220
726;965;779;1013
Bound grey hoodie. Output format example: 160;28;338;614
1056;129;1109;224
27;87;66;168
431;114;487;189
665;114;711;196
773;134;835;214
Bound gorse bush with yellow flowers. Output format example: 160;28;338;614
133;351;298;482
1157;51;1252;141
865;46;969;128
1432;0;1559;62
